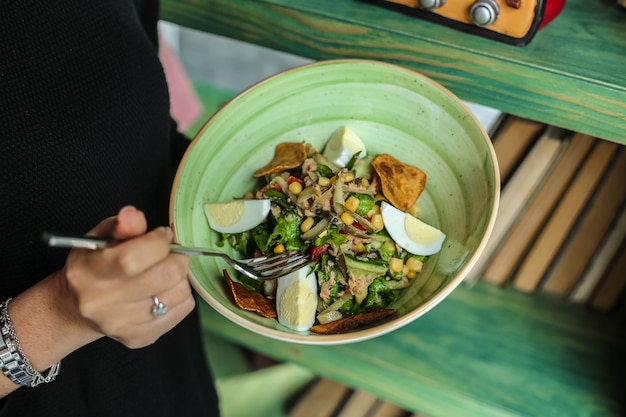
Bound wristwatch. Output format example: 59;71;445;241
0;323;34;386
0;299;61;387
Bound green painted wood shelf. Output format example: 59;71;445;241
162;2;626;415
161;0;626;145
180;84;626;417
196;281;625;417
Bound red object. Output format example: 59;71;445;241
540;0;567;28
352;222;367;232
158;34;203;131
287;176;305;186
308;244;329;261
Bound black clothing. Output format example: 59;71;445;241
0;1;219;416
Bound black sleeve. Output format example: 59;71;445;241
169;117;192;168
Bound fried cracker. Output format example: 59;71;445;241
223;269;277;318
371;154;426;211
310;308;397;334
254;142;307;177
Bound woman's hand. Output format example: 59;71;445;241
0;206;195;397
63;206;195;348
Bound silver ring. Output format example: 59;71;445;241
151;296;168;317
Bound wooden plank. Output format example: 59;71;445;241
512;140;619;292
161;0;626;144
371;400;411;417
336;389;380;417
483;133;595;284
290;379;413;417
196;281;626;417
490;116;545;185
289;378;350;417
570;205;626;303
467;127;565;283
543;148;626;295
590;239;626;312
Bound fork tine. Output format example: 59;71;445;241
255;257;312;278
249;251;309;270
254;255;310;273
242;250;299;265
239;251;311;279
241;252;300;269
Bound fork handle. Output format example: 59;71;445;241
42;231;222;257
43;232;109;250
168;244;224;257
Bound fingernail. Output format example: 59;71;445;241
119;205;136;215
164;226;174;242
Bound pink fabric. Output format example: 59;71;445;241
158;35;203;131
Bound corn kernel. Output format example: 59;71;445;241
273;243;285;254
389;257;404;273
406;270;417;279
406;257;423;272
361;178;370;187
354;243;365;253
345;195;360;212
374;194;386;201
342;172;355;183
288;181;303;195
318;177;330;187
340;212;354;226
300;217;315;233
370;213;384;230
366;203;380;217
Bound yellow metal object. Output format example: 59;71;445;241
383;0;537;39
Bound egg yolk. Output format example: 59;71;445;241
278;280;317;328
404;214;442;246
205;201;244;227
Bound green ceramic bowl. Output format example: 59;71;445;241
170;59;500;345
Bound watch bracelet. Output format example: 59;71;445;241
0;298;61;387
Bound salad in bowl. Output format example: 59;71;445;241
204;126;446;334
169;59;499;345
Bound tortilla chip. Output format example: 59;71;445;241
310;308;397;334
254;142;307;177
371;154;426;211
223;269;277;318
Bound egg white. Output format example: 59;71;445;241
275;265;318;332
323;126;367;168
204;199;271;234
380;202;446;256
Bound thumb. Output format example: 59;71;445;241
88;206;148;240
112;206;147;240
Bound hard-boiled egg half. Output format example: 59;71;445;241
275;265;318;332
380;202;446;256
323;126;366;168
204;199;271;234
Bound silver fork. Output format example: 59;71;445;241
42;232;311;281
